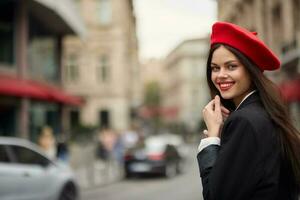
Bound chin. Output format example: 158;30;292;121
219;91;234;100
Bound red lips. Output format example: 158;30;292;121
218;81;235;91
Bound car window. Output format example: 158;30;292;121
145;141;165;153
0;145;10;163
9;145;50;166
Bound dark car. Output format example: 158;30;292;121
124;134;184;178
0;137;79;200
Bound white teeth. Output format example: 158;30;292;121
220;83;232;87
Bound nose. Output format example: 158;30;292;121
217;68;228;78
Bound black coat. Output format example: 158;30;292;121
197;93;298;200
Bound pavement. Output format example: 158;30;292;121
69;142;124;189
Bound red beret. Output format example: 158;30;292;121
210;21;280;71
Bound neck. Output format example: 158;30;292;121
234;90;257;110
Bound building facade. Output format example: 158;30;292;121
63;0;141;131
218;0;300;129
162;38;210;132
0;0;85;141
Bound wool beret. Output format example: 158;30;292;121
210;21;280;71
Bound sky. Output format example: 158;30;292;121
133;0;217;60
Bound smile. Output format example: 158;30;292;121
218;82;234;91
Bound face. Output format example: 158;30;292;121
210;45;252;106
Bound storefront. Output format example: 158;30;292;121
0;74;82;140
0;0;85;140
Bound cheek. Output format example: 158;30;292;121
211;74;219;89
211;73;217;83
238;73;252;90
245;78;252;89
210;75;215;86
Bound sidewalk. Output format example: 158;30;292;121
69;142;124;189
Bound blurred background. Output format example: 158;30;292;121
0;0;299;200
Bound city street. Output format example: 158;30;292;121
81;144;203;200
0;0;299;200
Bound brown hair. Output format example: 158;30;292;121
206;44;300;187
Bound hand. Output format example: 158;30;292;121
221;105;230;122
202;95;230;137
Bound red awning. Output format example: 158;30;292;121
0;75;83;106
279;78;300;103
32;81;83;106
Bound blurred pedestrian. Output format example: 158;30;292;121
38;126;57;160
121;125;139;149
112;131;125;165
95;128;117;160
197;21;300;200
56;134;70;163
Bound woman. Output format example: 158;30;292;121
38;126;57;160
197;21;300;200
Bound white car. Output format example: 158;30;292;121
0;137;79;200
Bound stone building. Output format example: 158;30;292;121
217;0;300;128
0;0;85;140
63;0;140;131
162;38;210;132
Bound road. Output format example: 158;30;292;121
81;144;204;200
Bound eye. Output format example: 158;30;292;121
228;64;237;70
211;65;220;72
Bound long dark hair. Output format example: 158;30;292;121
206;43;300;187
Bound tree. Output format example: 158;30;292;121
144;81;161;107
143;81;162;133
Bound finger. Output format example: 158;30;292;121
203;99;215;112
221;106;230;114
222;111;229;117
214;95;221;113
222;113;229;119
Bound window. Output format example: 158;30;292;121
70;110;80;130
97;0;112;25
97;55;110;82
0;1;14;65
10;145;50;166
293;0;300;33
0;145;10;163
67;54;79;82
28;15;59;81
0;105;17;137
99;110;110;129
272;4;282;53
29;102;59;142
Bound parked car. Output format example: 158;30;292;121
0;137;79;200
124;134;184;178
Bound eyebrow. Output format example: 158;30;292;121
211;60;238;66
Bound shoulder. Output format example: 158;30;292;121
222;103;278;146
231;103;269;124
230;103;273;131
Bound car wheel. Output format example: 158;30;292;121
59;183;78;200
164;163;177;178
